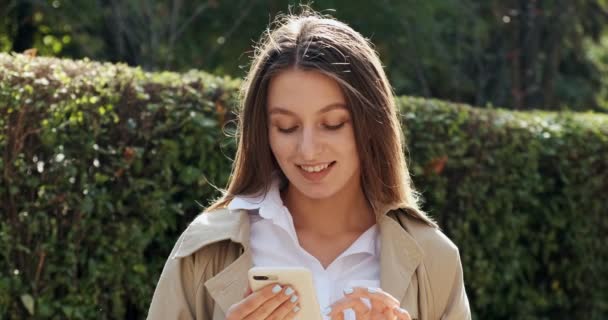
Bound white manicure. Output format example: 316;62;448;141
272;285;282;294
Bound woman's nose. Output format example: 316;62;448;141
297;127;322;160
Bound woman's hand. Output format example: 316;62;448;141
225;283;301;320
324;287;411;320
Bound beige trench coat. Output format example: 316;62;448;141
147;207;471;320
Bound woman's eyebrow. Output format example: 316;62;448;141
268;103;346;116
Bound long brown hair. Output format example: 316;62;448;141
206;8;437;228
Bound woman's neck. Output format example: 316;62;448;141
281;179;376;237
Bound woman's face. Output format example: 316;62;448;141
267;68;361;200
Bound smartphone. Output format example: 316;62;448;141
248;266;323;320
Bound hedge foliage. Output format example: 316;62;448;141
1;53;607;319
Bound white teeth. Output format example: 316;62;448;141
299;163;331;173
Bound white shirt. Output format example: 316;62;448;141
227;177;380;320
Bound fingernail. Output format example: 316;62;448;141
284;287;294;295
293;306;301;313
343;287;354;295
367;287;379;293
290;295;298;303
323;307;332;315
272;285;282;294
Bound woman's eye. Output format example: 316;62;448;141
275;122;345;133
278;126;298;133
325;122;345;130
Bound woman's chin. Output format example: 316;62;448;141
285;177;334;199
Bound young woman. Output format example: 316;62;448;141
148;9;470;320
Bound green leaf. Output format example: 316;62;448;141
20;294;35;315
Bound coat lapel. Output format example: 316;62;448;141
204;249;253;315
379;213;423;305
201;209;253;316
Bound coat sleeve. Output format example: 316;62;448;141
440;250;471;320
146;233;213;320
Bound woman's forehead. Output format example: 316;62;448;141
269;103;347;117
267;69;347;116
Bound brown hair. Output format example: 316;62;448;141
206;8;437;228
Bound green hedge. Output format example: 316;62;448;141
1;53;606;319
399;97;608;319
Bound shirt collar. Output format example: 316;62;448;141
226;173;285;220
340;224;379;256
227;174;380;256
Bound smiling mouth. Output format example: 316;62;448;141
296;161;336;173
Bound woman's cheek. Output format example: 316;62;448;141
270;132;295;161
325;127;355;148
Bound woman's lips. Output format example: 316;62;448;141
297;161;336;182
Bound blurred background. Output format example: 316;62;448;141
3;0;608;113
